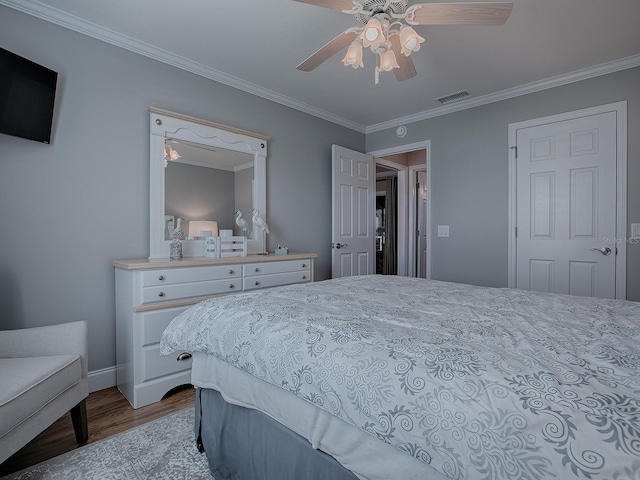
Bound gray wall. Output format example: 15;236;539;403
367;67;640;301
0;7;364;372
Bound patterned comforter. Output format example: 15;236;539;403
161;275;640;480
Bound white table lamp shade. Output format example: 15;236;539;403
188;220;218;238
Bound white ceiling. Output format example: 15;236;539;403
4;0;640;132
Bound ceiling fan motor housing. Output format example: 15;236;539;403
354;0;408;24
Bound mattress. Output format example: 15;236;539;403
161;275;640;480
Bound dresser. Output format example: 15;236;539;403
112;253;317;408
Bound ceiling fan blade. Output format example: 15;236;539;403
297;30;359;72
407;2;513;26
293;0;356;12
389;35;417;82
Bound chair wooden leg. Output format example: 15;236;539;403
70;399;88;445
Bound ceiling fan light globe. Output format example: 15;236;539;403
379;49;399;71
359;18;384;49
399;25;424;56
341;42;364;68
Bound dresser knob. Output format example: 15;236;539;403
229;269;234;274
158;275;165;281
302;264;306;268
302;275;306;280
229;284;235;289
158;291;165;297
255;281;260;286
176;352;192;361
255;267;260;272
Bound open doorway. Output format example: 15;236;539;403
375;164;398;274
370;141;430;278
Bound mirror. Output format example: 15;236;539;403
164;142;254;240
149;108;268;259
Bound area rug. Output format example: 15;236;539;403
4;408;212;480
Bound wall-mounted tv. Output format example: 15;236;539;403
0;48;58;144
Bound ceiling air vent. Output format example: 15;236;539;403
435;90;470;104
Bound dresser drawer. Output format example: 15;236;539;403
142;264;240;287
141;345;192;382
244;259;311;276
139;306;190;347
244;271;311;290
143;278;241;303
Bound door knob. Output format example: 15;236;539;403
590;247;612;256
332;243;348;249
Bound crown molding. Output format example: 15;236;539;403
3;0;638;136
365;54;640;133
0;0;366;133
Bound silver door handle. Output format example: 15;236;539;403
332;243;348;249
590;247;612;256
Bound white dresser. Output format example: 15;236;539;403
112;253;317;408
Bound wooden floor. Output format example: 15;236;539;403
0;385;196;477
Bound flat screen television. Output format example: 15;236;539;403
0;48;58;144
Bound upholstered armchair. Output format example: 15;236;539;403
0;321;89;464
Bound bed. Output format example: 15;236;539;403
160;275;640;480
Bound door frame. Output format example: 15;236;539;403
408;163;431;278
368;140;431;278
507;101;627;298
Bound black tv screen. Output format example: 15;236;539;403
0;48;58;144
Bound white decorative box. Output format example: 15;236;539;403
205;236;247;258
205;237;220;258
220;236;247;257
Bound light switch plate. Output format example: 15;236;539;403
631;223;640;240
438;225;450;237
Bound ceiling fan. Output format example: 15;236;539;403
295;0;513;84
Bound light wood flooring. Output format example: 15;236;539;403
0;385;196;477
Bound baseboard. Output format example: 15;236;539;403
88;366;117;393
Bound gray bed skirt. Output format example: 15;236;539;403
195;387;360;480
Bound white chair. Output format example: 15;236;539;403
0;321;89;463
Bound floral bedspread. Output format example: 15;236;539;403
161;275;640;480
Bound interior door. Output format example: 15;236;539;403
516;111;617;298
331;145;375;278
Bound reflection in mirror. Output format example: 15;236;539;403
164;141;254;241
149;108;268;259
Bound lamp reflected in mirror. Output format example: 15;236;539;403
188;220;219;239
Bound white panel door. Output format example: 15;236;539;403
331;145;375;278
516;111;617;298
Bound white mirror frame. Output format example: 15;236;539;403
149;108;268;260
